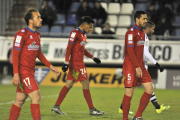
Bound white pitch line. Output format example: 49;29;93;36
0;95;58;106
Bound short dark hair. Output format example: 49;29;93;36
24;8;38;25
134;10;146;22
145;21;155;28
81;16;95;24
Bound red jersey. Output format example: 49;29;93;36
13;27;51;75
123;24;145;69
65;27;93;63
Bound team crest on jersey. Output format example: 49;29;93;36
28;41;39;50
137;37;145;46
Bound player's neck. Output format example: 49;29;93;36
79;26;85;32
27;25;37;32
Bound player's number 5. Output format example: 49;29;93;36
128;74;131;80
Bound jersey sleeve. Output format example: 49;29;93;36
13;32;25;74
38;50;52;67
144;39;157;64
125;29;140;68
84;49;93;58
65;30;77;62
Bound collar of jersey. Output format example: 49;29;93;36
26;26;36;33
77;27;86;34
133;24;143;31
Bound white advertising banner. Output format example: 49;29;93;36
0;36;180;65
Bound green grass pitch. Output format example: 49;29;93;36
0;85;180;120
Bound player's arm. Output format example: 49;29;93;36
62;31;76;72
84;49;101;64
38;50;60;76
144;41;164;72
126;31;142;78
13;33;25;86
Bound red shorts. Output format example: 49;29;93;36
123;68;152;87
67;62;88;82
16;74;39;94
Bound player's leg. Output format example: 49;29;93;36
51;80;74;115
122;68;136;120
28;90;41;120
150;92;170;114
80;79;104;115
9;92;28;120
122;87;135;120
134;82;153;119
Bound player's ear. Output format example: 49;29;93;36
29;19;33;24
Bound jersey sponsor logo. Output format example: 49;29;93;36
15;35;22;43
35;68;50;84
15;43;20;47
70;38;74;41
30;35;33;39
70;32;76;38
137;37;145;46
128;34;133;40
28;41;39;50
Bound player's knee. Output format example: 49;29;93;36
145;87;154;94
66;82;74;89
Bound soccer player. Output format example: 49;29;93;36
9;9;60;120
51;16;104;115
118;21;170;115
122;10;153;120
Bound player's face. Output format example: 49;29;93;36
31;12;42;28
84;23;93;33
138;14;147;28
147;25;155;36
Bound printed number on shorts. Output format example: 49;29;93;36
80;68;86;75
128;74;131;80
23;77;31;87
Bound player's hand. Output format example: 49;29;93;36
155;62;164;72
135;67;142;78
50;65;60;76
13;73;20;86
62;62;69;72
93;57;101;64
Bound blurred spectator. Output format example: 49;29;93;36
92;1;107;27
154;14;174;36
176;3;180;14
102;23;115;34
76;0;94;26
146;2;158;24
156;2;174;22
53;0;72;14
102;23;115;39
39;0;57;31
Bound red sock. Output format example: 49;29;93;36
83;89;94;109
135;92;152;117
9;104;21;120
55;86;69;106
31;104;41;120
122;94;132;120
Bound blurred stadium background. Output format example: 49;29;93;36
0;0;180;119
